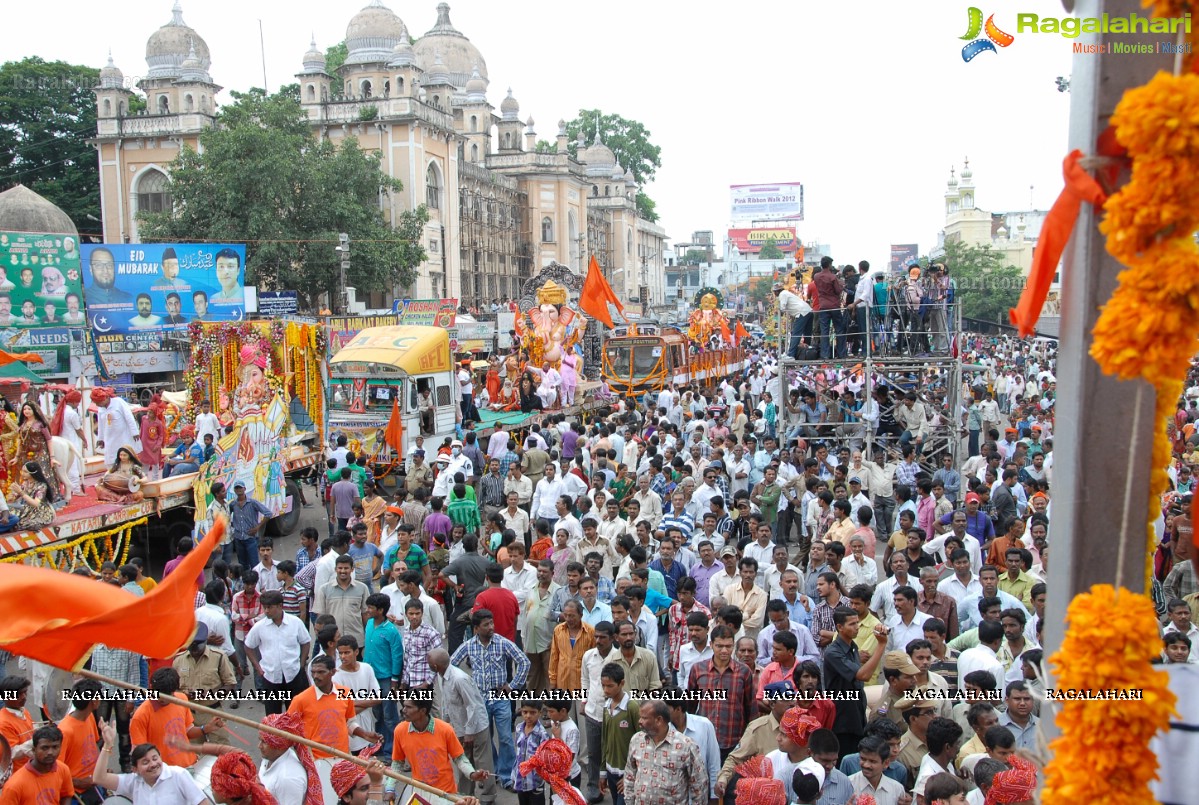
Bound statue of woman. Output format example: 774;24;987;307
8;461;56;529
13;401;56;496
95;447;147;505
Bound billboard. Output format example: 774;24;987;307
392;298;459;327
730;183;804;221
258;291;299;316
0;231;84;328
889;243;921;273
728;227;799;254
80;243;246;335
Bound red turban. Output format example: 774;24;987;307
90;388;112;405
733;756;786;805
180;424;197;439
240;343;268;370
779;708;822;747
64;389;82;405
330;761;366;799
984;755;1038;805
260;713;322;805
517;738;586;805
210;751;278;805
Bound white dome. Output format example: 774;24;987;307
388;37;415;67
145;2;211;79
302;37;327;72
178;41;210;83
100;53;125;89
464;65;488;102
423;51;452;87
624;167;636;185
414;3;486;91
345;0;407;66
581;137;617;177
500;88;520;121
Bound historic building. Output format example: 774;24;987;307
936;159;1047;275
92;1;669;309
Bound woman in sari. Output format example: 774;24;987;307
96;446;148;504
13;401;56;494
608;463;635;508
139;401;167;479
0;399;18;490
361;480;388;545
7;461;56;529
730;403;748;442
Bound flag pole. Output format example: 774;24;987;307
75;668;467;803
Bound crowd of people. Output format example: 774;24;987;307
3;329;1198;805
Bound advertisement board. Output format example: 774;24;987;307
730;183;804;221
80;243;246;335
727;227;799;253
0;231;84;328
328;314;400;355
0;325;75;375
392;298;458;327
889;243;921;273
258;291;299;316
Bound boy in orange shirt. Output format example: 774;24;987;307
0;676;34;775
131;668;218;769
0;724;74;805
387;697;487;799
57;679;103;801
287;655;380;759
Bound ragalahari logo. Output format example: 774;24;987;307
960;7;1015;62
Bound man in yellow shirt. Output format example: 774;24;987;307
847;583;883;682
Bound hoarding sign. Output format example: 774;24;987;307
392;298;458;327
727;227;799;253
0;325;75;376
730;183;804;221
889;244;921;274
80;243;246;335
258;291;299;316
0;231;84;328
328;314;400;355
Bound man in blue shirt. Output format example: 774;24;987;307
229;481;273;568
163;426;205;477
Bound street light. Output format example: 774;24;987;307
335;233;350;314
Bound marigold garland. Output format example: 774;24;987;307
1042;585;1177;805
0;518;147;567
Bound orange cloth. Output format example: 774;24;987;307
548;621;596;691
1009;149;1107;336
131;694;197;768
384;397;404;456
0;519;223;670
0;349;43;368
287;686;357;759
0;708;34;773
530;537;553;562
0;759;73;805
390;718;463;795
57;713;100;792
734;321;749;345
579;255;624;329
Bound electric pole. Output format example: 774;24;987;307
337;233;350;314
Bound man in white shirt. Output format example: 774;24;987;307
579;623;618;803
503;544;539;634
956;621;1007;684
195;399;223;446
885;586;932;652
530;464;568;525
937;550;984;614
258;712;316;805
630;474;665;530
244;590;312;715
196;581;237;661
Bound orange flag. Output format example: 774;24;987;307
0;518;223;670
734;321;749;345
579;255;624;328
719;317;732;344
0;348;43;367
384;395;404;454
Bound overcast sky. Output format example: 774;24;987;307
3;0;1076;266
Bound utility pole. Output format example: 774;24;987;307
337;233;350;314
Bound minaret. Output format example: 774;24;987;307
497;88;523;152
95;52;133;118
296;36;333;105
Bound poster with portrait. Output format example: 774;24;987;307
79;243;246;336
0;231;84;328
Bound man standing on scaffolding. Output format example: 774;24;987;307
813;257;846;360
926;263;951;353
774;281;811;360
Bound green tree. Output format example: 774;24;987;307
0;57;100;230
926;239;1025;323
683;249;708;265
564;109;662;222
534;139;555;154
758;241;784;260
138;87;427;309
325;42;348;78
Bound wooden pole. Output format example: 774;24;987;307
75;669;466;804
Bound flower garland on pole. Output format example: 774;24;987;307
1042;8;1195;802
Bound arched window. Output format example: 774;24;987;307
470;143;478;162
541;216;554;243
628;231;633;256
306;84;316;101
157;94;170;114
604;185;610;196
425;163;441;209
383;80;390;96
470;115;478;133
361;79;373;99
102;98;111;116
184;94;194;112
591;185;598;197
345;81;351;95
503;132;511;149
396;76;405;93
200;95;209;112
432;94;440;107
136;169;172;214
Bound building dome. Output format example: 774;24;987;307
960;157;973;182
345;0;408;67
464;65;488;102
423;51;452;87
388;36;415;67
0;185;79;237
146;2;212;79
99;53;125;89
178;41;210;83
581;137;617;177
610;164;625;181
301;37;327;72
624;167;636;185
946;166;958;189
500;88;519;121
414;3;487;91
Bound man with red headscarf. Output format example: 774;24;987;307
50;388;86;494
983;754;1037;805
139;399;167;479
210;751;279;805
91;387;138;466
257;713;321;805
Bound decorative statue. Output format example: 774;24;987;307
233;342;273;418
688;288;729;344
517;279;584;378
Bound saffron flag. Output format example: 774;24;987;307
579;255;624;329
719;317;732;345
0;519;223;671
384;395;404;454
734;321;749;345
0;348;43;368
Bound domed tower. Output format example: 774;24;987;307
414;3;487;94
342;0;407;99
296;36;333;106
95;52;133;119
421;51;455;110
387;32;420;98
140;1;216;116
580;132;618;195
497;89;522;153
944;166;960;216
958;157;976;209
459;65;492;162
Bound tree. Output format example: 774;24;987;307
534;139;556;154
0;57;100;231
758;241;784;260
138;87;428;309
683;249;708;265
563;109;662;222
324;42;348;78
926;239;1025;323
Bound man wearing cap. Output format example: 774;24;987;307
774;280;812;360
893;696;937;782
173;622;237;740
229;481;274;569
868;651;919;729
444;439;475;490
406;450;432;497
936;492;995;547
